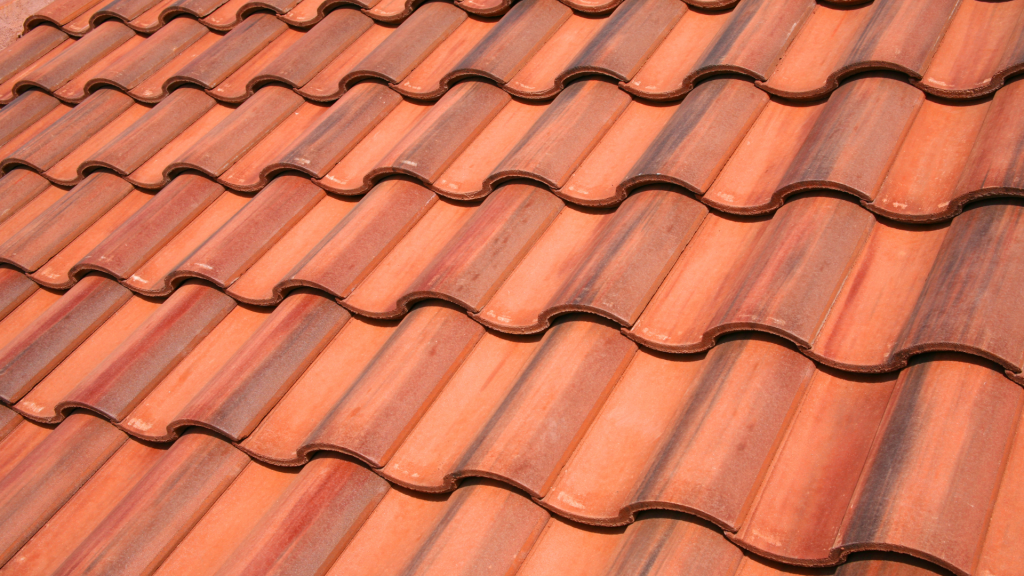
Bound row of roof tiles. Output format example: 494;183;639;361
4;0;1024;107
3;169;1024;376
0;287;1021;575
0;411;961;576
3;75;1024;220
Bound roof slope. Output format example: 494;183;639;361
0;0;1022;575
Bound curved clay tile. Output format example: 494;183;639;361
475;188;706;333
342;184;561;317
393;0;570;100
14;20;137;101
2;286;1024;574
0;275;129;403
505;0;684;99
758;0;960;100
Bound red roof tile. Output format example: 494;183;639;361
1;0;1024;575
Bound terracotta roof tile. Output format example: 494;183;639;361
0;276;129;403
3;1;1024;574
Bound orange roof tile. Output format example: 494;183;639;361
0;0;1023;575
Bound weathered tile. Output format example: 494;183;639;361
0;276;129;403
57;283;234;420
71;174;224;280
544;336;812;528
328;481;548;576
0;169;53;227
301;305;483;467
0;25;69;87
478;189;707;333
86;17;208;91
171;175;323;288
14;21;134;95
345;184;561;316
170;12;286;89
176;292;349;440
0;414;125;566
492;80;628;190
839;357;1023;575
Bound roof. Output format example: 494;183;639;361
0;0;1022;575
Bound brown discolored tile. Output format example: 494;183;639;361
175;292;349;440
81;88;215;177
30;188;152;287
0;91;62;156
0;38;76;104
807;220;948;372
346;184;561;317
491;80;628;190
838;357;1023;575
85;17;208;92
397;0;570;99
0;172;133;273
341;197;473;316
169;12;286;89
899;202;1024;373
253;8;372;90
977;405;1024;576
371;81;510;187
2;89;133;174
0;267;38;320
316;99;430;194
14;21;135;95
57;283;234;421
622;9;728;100
918;0;1024;98
260;82;401;180
206;27;305;102
478;189;707;333
216;100;331;190
433;99;547;200
0;414;125;565
396;318;635;496
0;406;23;443
128;29;220;101
27;0;104;28
703;100;824;214
778;76;924;201
42;103;149;185
226;195;358;304
125;102;234;188
518;514;745;576
328;481;548;576
282;179;435;299
954;80;1024;201
0;275;130;403
123;190;249;295
0;25;69;88
301;305;483;467
629;196;873;352
0;169;53;228
241;316;395;464
295;22;394;101
15;295;160;422
168;86;303;178
71;174;224;281
622;79;768;195
352;2;466;85
162;457;388;576
45;431;248;576
170;175;322;288
0;287;62;353
1;436;165;576
544;336;813;528
120;302;268;440
736;370;897;562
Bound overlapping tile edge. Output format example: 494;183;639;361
3;167;1024;378
0;410;967;576
2;0;1023;111
0;307;1021;576
3;75;1024;223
